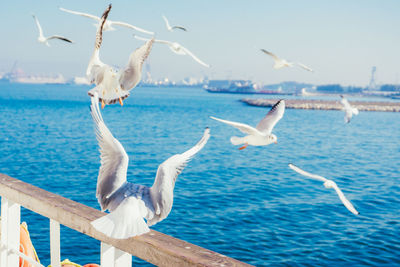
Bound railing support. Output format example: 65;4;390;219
50;219;61;267
0;197;21;267
101;242;132;267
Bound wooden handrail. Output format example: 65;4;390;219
0;174;252;267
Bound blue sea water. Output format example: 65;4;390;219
0;82;399;266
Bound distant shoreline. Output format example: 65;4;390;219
241;98;400;112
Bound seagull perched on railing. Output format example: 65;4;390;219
210;99;285;150
86;4;154;108
340;95;359;123
59;7;154;35
32;15;73;46
162;15;187;32
134;35;209;68
89;93;210;239
288;164;360;215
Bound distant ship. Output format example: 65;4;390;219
204;79;289;95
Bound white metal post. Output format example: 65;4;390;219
0;197;21;267
50;219;61;267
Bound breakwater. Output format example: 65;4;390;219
241;98;400;112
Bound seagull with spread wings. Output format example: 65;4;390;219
261;49;313;72
340;95;359;123
210;99;285;150
89;93;210;239
86;4;154;108
60;7;154;35
134;35;209;68
162;15;187;32
32;15;73;46
288;164;360;215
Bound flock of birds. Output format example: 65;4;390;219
31;4;360;239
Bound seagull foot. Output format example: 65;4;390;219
238;144;248;150
119;97;123;106
101;99;106;109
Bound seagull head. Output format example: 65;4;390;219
269;134;278;144
323;180;335;189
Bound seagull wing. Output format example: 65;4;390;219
162;15;171;30
340;96;351;110
172;26;187;31
297;62;313;72
86;5;110;77
210;116;261;136
119;38;154;91
288;164;328;182
110;20;154;35
180;45;210;68
134;35;170;45
150;128;210;221
331;182;360;215
256;99;285;134
59;7;100;21
46;35;74;43
32;15;44;38
90;93;129;211
261;49;280;61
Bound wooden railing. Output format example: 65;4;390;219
0;173;252;267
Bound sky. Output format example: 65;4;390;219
1;0;400;86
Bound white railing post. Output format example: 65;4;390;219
115;248;132;267
50;219;61;267
1;197;21;267
101;242;132;267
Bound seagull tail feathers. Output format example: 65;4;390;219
230;136;244;145
91;205;150;239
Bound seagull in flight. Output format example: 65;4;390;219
32;15;73;46
340;95;359;123
261;49;313;72
162;15;187;32
210;99;285;150
288;164;360;215
261;49;294;69
89;93;210;239
134;35;209;68
59;7;154;35
86;4;154;108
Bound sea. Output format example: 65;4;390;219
0;82;399;266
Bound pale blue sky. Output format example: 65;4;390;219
1;0;400;86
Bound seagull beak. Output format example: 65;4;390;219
119;97;124;106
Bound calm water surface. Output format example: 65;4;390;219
0;83;399;266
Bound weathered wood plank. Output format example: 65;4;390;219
0;174;253;267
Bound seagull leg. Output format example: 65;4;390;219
119;97;124;106
238;144;248;150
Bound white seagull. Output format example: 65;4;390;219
162;15;187;32
32;15;73;46
288;164;360;215
89;93;210;239
210;99;285;150
261;49;313;72
86;5;154;108
59;6;154;35
261;49;294;69
134;35;209;68
340;95;359;123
